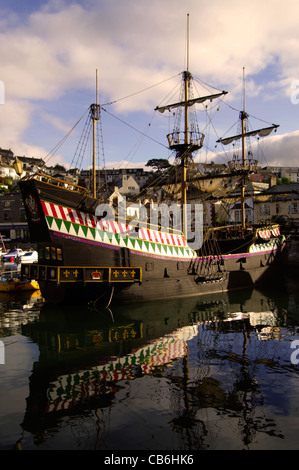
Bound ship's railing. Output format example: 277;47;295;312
204;224;254;239
23;173;89;195
227;158;258;172
257;224;281;239
114;214;185;238
167;131;204;150
204;223;281;241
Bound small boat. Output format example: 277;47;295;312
0;263;39;292
20;250;38;264
0;279;40;292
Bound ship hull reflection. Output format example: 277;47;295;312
21;287;287;445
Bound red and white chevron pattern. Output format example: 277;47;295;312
41;200;187;247
258;227;280;239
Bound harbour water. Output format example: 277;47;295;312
0;273;299;451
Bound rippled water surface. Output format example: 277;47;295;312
0;275;299;451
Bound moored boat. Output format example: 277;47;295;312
1;261;39;292
0;265;39;293
0;278;40;292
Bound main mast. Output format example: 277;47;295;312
91;69;100;198
155;14;227;236
182;14;191;235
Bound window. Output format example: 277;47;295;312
233;210;241;223
20;209;26;222
145;262;154;271
233;208;252;223
42;245;63;262
51;247;56;260
4;210;11;221
259;204;270;216
289;202;299;214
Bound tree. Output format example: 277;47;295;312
53;164;66;172
146;158;172;172
277;177;291;185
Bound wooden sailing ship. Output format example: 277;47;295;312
19;19;285;305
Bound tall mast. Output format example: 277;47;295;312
155;14;228;236
181;13;190;235
92;69;99;198
217;67;279;229
241;66;246;229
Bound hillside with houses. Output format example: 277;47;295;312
0;147;299;249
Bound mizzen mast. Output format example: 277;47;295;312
240;67;247;229
217;67;279;229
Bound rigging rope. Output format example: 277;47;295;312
102;73;181;107
71;108;93;171
39;107;90;170
101;106;167;150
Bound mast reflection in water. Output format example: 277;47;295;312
1;283;299;450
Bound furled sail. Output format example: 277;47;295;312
217;124;279;146
192;178;223;192
155;91;228;113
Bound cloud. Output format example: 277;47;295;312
260;130;299;167
207;130;299;169
2;0;298;105
0;100;34;149
0;0;298;168
40;112;74;134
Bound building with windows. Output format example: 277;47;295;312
281;167;299;183
0;192;30;248
254;183;299;225
259;166;299;183
80;167;151;194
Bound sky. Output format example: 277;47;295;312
0;0;299;172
